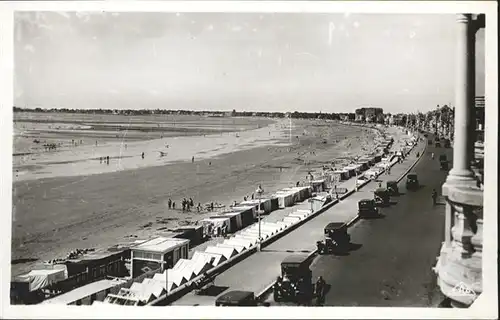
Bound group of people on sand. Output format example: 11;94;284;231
100;156;111;165
167;197;205;213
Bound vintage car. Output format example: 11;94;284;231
435;141;442;148
215;290;269;306
358;199;379;218
386;180;399;195
273;254;314;303
374;188;390;207
405;173;419;190
428;140;433;146
316;222;351;254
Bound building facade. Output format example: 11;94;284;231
433;13;485;308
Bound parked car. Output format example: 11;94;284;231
274;255;314;303
356;174;370;186
358;199;379;218
374;188;390;207
316;222;351;255
405;173;419;190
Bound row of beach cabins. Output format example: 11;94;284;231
13;127;412;306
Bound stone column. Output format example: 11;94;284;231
434;14;484;308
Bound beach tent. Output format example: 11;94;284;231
247;225;277;236
205;246;238;260
166;268;188;287
333;170;350;181
343;166;356;177
229;206;255;225
233;233;260;244
141;278;167;299
261;221;285;232
172;259;196;281
275;191;295;208
128;282;159;304
189;254;215;276
269;197;280;211
240;198;273;214
192;251;226;267
200;217;230;237
216;211;244;233
283;216;301;224
223;238;253;250
216;243;245;254
16;264;68;292
152;271;177;292
311;180;327;192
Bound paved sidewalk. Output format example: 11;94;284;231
171;138;424;306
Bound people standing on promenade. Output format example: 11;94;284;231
432;189;438;205
315;276;326;306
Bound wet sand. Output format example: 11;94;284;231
11;117;404;277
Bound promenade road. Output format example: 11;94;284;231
171;134;424;306
266;133;452;307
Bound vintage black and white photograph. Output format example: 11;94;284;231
1;1;497;319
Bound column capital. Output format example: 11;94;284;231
456;13;472;23
442;180;483;207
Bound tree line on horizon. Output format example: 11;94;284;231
13;106;359;121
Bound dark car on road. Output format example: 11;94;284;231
358;199;379;218
274;254;314;304
215;291;259;306
386;180;399;195
374;188;390;207
316;222;351;255
443;139;451;148
406;173;419;190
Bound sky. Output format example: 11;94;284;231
14;12;485;114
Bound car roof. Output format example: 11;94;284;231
216;290;254;303
375;188;387;193
408;173;418;177
325;222;346;230
281;254;310;265
387;180;397;184
360;199;374;203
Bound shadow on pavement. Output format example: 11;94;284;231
348;242;363;252
199;285;229;297
363;213;386;220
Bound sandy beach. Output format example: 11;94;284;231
11;114;404;277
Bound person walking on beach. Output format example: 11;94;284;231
182;199;186;212
172;202;176;210
100;157;102;164
142;152;145;159
190;198;194;207
168;199;172;209
192;156;195;163
106;156;110;165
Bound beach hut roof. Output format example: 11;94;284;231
192;251;225;266
205;246;237;260
132;237;189;255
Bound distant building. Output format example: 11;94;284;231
355;107;384;123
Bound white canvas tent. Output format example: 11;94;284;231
283;216;301;224
192;251;226;267
205;246;238;260
222;238;252;250
166;269;188;287
172;259;196;281
275;191;295;208
16;264;68;292
216;243;245;253
152;271;177;292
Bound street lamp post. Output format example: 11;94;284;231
256;184;264;251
